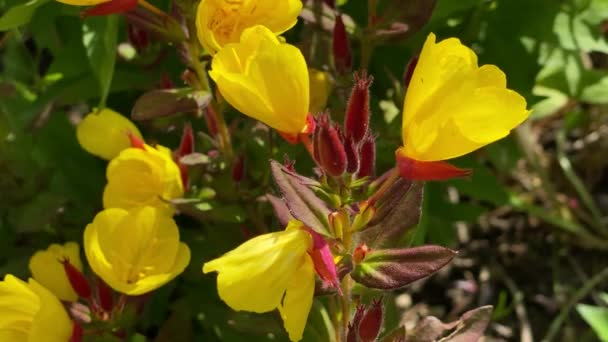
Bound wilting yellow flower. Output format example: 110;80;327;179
0;274;73;342
77;108;143;160
103;144;183;214
29;242;83;302
196;0;302;54
84;206;190;295
308;69;332;115
203;221;314;341
209;25;310;137
399;33;530;162
55;0;107;5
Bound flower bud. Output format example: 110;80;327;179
313;113;347;177
358;298;384;342
159;73;174;89
307;229;340;290
358;134;376;178
62;258;92;299
127;131;146;149
329;209;350;240
344;135;359;174
127;23;149;52
333;14;352;74
70;323;84;342
347;305;365;342
345;72;373;143
402;56;418;90
82;0;137;17
353;243;370;264
204;107;220;137
97;278;113;312
351;201;376;232
232;154;245;182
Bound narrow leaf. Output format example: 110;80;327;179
82;15;119;108
440;306;493;342
270;160;331;235
0;0;50;30
352;245;456;290
358;179;423;248
131;88;211;120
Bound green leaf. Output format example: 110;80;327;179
0;0;50;30
82;15;118;108
576;304;608;341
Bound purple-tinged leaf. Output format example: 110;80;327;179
266;194;294;227
270;160;331;235
357;178;423;248
441;306;493;342
351;245;456;290
131;88;211;121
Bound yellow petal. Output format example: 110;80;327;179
28;242;82;302
27;279;73;342
56;0;109;5
209;25;309;135
278;255;315;342
203;227;311;313
196;0;303;54
401;33;530;161
76;108;142;160
308;69;332;115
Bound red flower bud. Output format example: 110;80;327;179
97;278;113;312
127;131;146;150
358;298;384;342
82;0;137;17
178;123;195;157
204;107;219;137
323;0;335;9
353;243;370;264
333;14;352;74
396;152;471;181
313;113;347;177
231;154;245;182
347;305;366;342
61;258;91;299
70;323;83;342
403;56;418;90
344;135;359;174
127;23;149;52
159;73;174;89
345;72;373;143
357;134;376;178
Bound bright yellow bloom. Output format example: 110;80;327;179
209;25;310;136
84;206;190;296
55;0;107;5
103;144;183;214
29;242;83;302
196;0;302;55
77;108;143;160
203;221;314;341
308;69;333;115
399;33;530;162
0;274;73;342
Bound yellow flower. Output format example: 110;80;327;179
77;108;143;160
209;25;310;137
0;274;73;342
28;242;83;302
203;221;314;341
84;206;190;296
56;0;107;5
103;144;183;214
399;33;530;162
196;0;302;55
308;68;333;115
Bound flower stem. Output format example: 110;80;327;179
367;167;399;205
137;0;166;18
340;225;353;341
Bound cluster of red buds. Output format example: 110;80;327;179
313;72;375;178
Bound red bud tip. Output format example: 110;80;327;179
345;71;373;143
332;14;352;74
231;154;245;182
396;150;472;181
204;107;220;137
353;243;370;264
357;134;376;178
70;323;84;342
313;113;347;176
159;73;174;89
61;258;92;299
97;278;114;312
178;123;195;157
127;131;146;150
347;305;366;342
81;0;137;17
283;155;296;172
403;56;419;90
358;298;384;342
